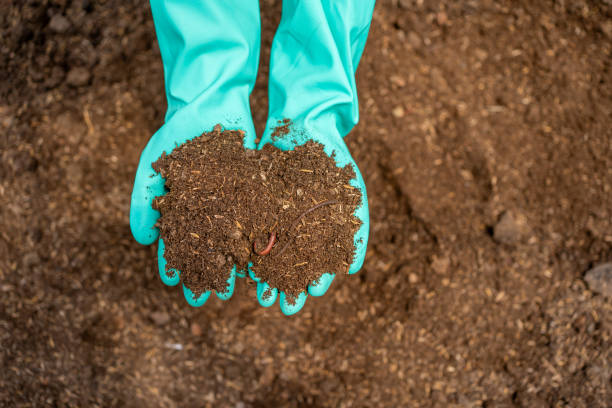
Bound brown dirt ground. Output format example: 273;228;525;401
1;0;611;407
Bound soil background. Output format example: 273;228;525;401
1;0;611;407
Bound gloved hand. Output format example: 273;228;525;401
129;0;261;305
249;0;375;315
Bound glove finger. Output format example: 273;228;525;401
236;261;251;279
279;291;308;316
256;281;278;307
249;269;277;307
307;272;335;297
216;265;237;301
182;284;212;307
248;268;260;283
158;238;181;286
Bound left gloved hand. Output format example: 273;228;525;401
130;0;261;306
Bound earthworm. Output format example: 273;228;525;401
273;200;339;257
253;232;276;256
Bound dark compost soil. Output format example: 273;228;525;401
1;0;611;407
152;126;360;299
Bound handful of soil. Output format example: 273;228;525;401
152;125;362;302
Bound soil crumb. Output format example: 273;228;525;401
152;125;361;300
271;118;292;139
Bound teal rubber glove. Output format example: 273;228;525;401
251;0;375;315
130;0;261;305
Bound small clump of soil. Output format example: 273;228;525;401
270;118;292;139
152;125;362;301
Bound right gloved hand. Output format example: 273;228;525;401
129;0;261;306
250;0;375;315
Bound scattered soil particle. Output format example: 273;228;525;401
66;67;91;87
493;210;530;245
152;126;361;300
48;14;71;34
585;263;612;298
149;311;170;326
270;118;292;139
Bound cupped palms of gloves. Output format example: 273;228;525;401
130;109;369;316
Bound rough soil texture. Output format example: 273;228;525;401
152;127;360;299
1;0;611;407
